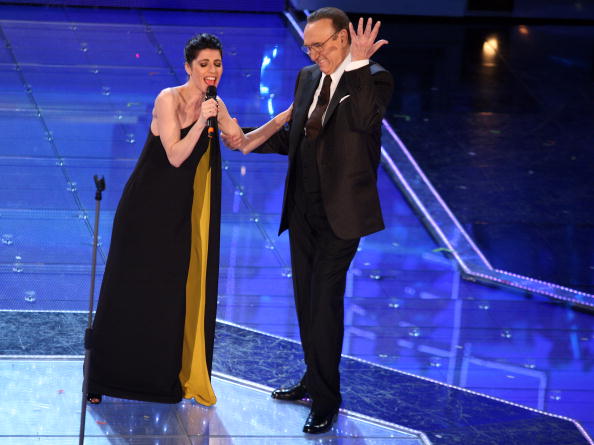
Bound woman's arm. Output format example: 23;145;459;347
216;97;244;142
154;89;217;168
239;104;293;154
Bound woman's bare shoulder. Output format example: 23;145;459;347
152;88;181;135
155;87;178;104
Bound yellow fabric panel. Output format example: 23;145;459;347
179;139;217;406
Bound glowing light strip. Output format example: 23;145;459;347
380;146;470;273
381;120;493;268
494;268;593;297
470;270;594;306
282;10;303;39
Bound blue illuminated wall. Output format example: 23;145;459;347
3;0;592;18
290;0;594;19
0;0;283;12
292;0;467;16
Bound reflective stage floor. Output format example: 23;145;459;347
0;358;421;444
0;3;593;444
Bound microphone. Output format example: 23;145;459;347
205;85;217;139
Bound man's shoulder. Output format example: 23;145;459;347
295;64;320;86
300;64;319;75
369;61;389;75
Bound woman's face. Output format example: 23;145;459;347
185;48;223;93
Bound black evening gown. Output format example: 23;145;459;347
88;123;221;404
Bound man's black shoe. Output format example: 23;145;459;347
271;383;308;401
303;408;338;434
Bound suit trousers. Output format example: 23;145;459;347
288;189;360;414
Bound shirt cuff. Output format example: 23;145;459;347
345;59;369;71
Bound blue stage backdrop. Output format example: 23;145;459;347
292;0;467;16
0;0;283;12
290;0;594;19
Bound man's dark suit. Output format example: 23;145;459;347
255;60;393;414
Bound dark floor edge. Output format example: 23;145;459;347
216;319;594;445
217;319;594;444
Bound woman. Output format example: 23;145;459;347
87;33;247;405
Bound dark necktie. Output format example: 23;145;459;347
305;75;332;140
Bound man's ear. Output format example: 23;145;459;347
339;28;348;45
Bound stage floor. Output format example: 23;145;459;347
0;3;593;443
0;358;423;444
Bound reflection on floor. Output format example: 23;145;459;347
2;318;592;444
0;358;422;444
0;3;593;444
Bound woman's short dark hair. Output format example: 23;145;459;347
184;33;222;64
307;7;351;44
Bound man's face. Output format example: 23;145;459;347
303;18;348;75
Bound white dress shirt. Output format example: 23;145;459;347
307;53;370;122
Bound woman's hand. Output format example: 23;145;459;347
199;97;218;127
216;98;246;149
221;118;246;150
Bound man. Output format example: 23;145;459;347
224;7;393;434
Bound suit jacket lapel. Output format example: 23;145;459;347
322;75;347;127
290;67;321;155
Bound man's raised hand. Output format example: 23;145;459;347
349;17;388;62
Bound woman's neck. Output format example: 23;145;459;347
179;82;204;109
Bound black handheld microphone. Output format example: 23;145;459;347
205;85;217;139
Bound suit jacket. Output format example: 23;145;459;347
255;61;394;240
